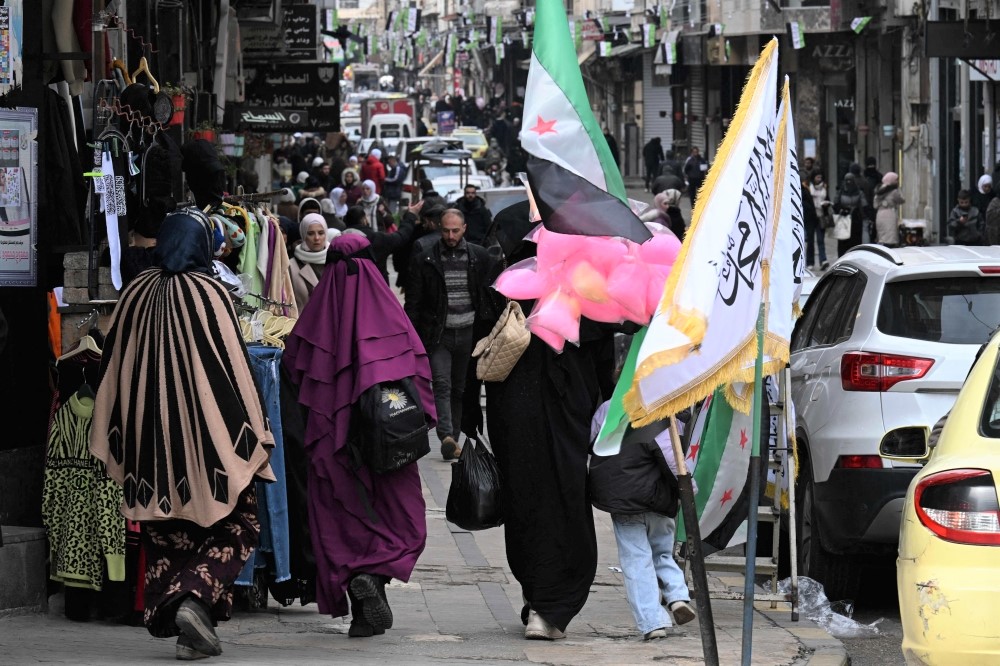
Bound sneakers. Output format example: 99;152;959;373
440;436;462;461
643;628;668;641
174;597;222;657
348;574;393;631
821;260;830;270
175;634;211;661
524;610;565;640
669;600;697;625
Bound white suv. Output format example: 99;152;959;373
790;244;1000;599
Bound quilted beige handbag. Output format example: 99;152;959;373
472;301;531;382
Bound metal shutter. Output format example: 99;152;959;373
643;52;673;147
689;66;706;152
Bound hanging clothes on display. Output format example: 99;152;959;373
40;87;87;249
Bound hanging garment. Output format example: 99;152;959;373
43;393;126;590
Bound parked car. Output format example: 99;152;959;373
789;244;1000;600
881;328;1000;664
450;127;488;167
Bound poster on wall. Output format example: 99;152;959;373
0;0;23;96
0;107;37;286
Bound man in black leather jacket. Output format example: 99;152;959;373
404;209;494;460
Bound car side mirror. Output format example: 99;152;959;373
878;426;930;463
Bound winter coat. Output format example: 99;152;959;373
642;140;664;170
986;198;1000;246
383;162;408;201
873;184;904;245
588;405;680;517
359;196;394;233
453;195;494;245
666;207;686;242
683;154;708;186
360;155;386;193
949;205;983;245
403;239;493;348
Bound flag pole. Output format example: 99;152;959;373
741;298;768;665
668;415;719;666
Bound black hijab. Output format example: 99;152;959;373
154;208;215;274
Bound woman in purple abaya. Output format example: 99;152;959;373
282;234;435;637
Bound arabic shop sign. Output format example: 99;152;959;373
240;64;340;131
242;4;318;60
238;109;310;130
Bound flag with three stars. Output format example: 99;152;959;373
675;382;764;552
519;0;651;243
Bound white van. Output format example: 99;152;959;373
367;113;415;143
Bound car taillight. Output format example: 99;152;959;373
835;455;883;469
841;352;934;392
915;469;1000;545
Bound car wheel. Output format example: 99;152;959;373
796;459;862;602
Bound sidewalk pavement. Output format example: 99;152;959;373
0;452;846;665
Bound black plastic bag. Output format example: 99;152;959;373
446;435;503;530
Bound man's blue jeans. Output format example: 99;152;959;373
612;512;691;634
429;326;473;440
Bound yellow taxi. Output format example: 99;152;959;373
451;127;488;165
881;333;1000;665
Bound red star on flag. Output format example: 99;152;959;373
720;488;734;507
530;115;558;136
687;441;700;461
739;429;748;450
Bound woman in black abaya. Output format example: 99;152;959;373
483;202;616;639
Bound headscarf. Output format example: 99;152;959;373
298;197;322;222
660;189;682;208
882;172;899;186
295;213;331;265
312;156;325;168
361;179;379;204
329;187;348;217
297;171;310;184
980;174;993;194
841;173;859;194
299;213;328;245
349;155;359;166
370;148;382;160
342;168;359;186
154;208;214;274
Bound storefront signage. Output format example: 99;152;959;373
240;64;339;131
811;42;853;72
0;107;37;287
237;109;310;130
242;4;317;60
970;60;1000;82
581;19;604;41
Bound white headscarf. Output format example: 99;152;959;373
979;174;993;195
296;171;310;184
294;213;329;265
361;179;379;204
370;148;382;160
328;187;348;217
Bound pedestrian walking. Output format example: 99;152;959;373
802;176;824;270
948;189;983;245
342;204;416;284
641;189;686;241
862;156;883;195
832;173;868;255
360;148;386;194
651;151;685;196
342;169;363;206
404;209;493;460
642;137;664;192
383;155;407;214
588;401;697;641
848;163;875;239
452;184;493;245
290;213;336;312
974;174;996;215
603;128;620;168
682;147;708;207
873;172;904;246
359;180;393;232
89;208;275;660
483;203;619;642
283;233;435;639
808;172;831;269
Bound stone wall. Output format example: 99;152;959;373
59;251;117;355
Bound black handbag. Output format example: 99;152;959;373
354;377;431;474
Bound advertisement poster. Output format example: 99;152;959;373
0;0;23;95
0;108;37;286
436;111;456;136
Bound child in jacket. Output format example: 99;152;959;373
589;401;697;641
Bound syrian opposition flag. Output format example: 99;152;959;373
520;0;651;243
676;384;763;552
625;39;780;425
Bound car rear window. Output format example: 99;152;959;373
878;277;1000;344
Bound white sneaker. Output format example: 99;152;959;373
525;610;566;640
643;628;668;641
669;600;697;625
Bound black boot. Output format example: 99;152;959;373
348;573;393;631
347;585;384;638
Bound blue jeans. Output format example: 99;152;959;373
429;326;473;440
612;512;691;634
237;345;291;585
806;220;828;266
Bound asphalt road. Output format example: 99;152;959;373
836;559;906;666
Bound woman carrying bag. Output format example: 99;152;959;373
832;173;868;257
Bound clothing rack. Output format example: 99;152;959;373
75;309;101;330
222;189;292;205
97;98;164;135
244;292;294;309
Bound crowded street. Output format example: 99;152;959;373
3;1;1000;665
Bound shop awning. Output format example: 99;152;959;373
418;50;444;77
926;20;1000;59
609;43;641;58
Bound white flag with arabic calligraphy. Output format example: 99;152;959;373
625;39;780;424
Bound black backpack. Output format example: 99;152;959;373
353;377;431;473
